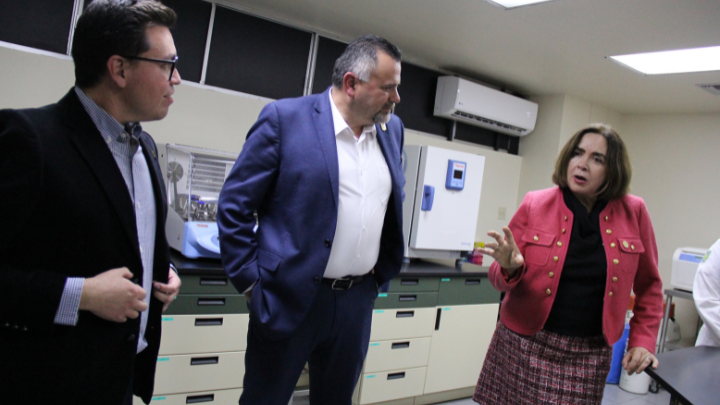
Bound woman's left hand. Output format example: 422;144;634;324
622;346;659;375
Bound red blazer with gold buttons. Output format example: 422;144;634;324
490;187;663;352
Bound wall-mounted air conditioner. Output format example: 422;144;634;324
434;76;538;137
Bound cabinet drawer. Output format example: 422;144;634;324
154;352;245;395
385;277;439;293
365;337;431;373
370;307;435;341
135;388;243;405
163;294;248;315
159;314;249;355
359;367;427;404
179;275;238;295
437;277;499;306
374;292;437;309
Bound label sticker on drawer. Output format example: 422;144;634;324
441;278;450;282
366;375;376;379
442;308;451;311
151;397;166;401
370;343;380;346
374;310;385;314
161;317;173;321
378;293;387;297
157;357;170;362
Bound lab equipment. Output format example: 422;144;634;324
164;144;238;259
671;247;708;291
402;145;485;259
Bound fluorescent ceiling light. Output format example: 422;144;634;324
487;0;555;9
610;46;720;75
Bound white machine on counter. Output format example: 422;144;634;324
402;145;485;259
164;144;238;259
671;247;708;291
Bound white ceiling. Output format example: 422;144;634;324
223;0;720;115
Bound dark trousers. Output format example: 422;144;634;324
239;278;377;405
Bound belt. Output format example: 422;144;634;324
322;274;370;290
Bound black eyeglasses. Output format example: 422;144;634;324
121;55;179;81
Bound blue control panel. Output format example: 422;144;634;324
445;159;467;190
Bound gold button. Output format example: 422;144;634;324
610;242;616;248
553;256;559;262
613;259;619;265
609;292;613;296
604;216;608;221
564;216;568;221
623;241;629;248
549;272;554;278
606;229;612;235
631;245;635;250
557;241;563;247
612;277;618;282
562;228;566;234
546;289;552;295
534;235;539;241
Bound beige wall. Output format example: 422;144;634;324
519;94;624;205
622;113;720;340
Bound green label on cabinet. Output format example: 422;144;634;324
378;293;387;297
366;375;376;379
161;317;173;321
157;358;169;362
374;310;385;314
441;278;450;282
151;397;166;401
442;307;451;311
370;343;380;346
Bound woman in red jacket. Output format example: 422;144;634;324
473;124;663;404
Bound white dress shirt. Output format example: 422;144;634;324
323;90;392;279
694;238;720;347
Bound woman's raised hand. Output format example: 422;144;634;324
474;227;524;274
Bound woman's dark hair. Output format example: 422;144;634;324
552;123;631;201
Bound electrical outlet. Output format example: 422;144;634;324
498;206;506;220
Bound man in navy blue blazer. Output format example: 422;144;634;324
218;35;405;404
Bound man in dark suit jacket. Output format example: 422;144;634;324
218;35;405;404
0;1;181;404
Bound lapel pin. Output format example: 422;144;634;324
380;123;387;131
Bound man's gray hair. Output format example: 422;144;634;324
332;35;402;88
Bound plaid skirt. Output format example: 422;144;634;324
473;322;612;405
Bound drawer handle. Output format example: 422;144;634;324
197;298;225;306
435;308;442;330
200;278;228;286
396;311;414;318
186;394;215;403
398;295;417;302
400;279;419;286
391;342;410;349
195;318;223;326
387;372;406;380
465;279;481;285
190;356;219;366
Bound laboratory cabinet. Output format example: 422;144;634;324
141;255;499;405
354;262;500;405
135;256;248;405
